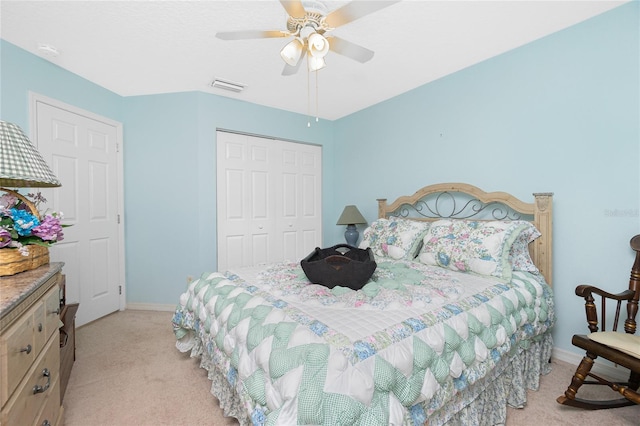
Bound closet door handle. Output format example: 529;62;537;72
32;368;51;394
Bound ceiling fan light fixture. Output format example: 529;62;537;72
308;55;326;72
307;32;329;58
280;38;304;66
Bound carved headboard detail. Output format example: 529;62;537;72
377;183;554;286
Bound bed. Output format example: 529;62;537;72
172;183;555;425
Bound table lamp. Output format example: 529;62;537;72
0;120;61;275
336;205;367;246
0;120;61;188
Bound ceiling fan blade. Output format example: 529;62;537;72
282;51;305;76
328;36;374;63
280;0;306;18
324;0;400;28
216;30;289;40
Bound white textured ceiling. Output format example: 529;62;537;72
1;1;629;120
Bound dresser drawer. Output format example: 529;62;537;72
1;304;35;407
1;286;59;408
1;331;60;426
31;286;60;369
33;375;60;426
42;286;62;344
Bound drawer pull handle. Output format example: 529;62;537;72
32;368;51;394
38;323;43;332
42;421;51;426
20;344;32;354
50;308;60;315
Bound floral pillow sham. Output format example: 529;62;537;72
508;221;542;273
359;218;430;260
417;219;529;281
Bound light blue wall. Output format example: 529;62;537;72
1;2;638;356
333;2;640;353
1;39;335;306
122;92;334;304
0;40;123;128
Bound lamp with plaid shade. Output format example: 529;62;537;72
0;120;61;275
0;120;60;188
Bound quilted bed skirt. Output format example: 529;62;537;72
177;329;553;426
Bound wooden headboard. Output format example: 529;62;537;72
377;183;554;286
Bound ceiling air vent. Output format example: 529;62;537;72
210;79;246;93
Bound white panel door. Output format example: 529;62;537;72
217;131;321;271
32;95;124;326
217;132;275;271
276;140;322;262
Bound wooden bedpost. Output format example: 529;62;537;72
533;192;553;286
377;199;388;219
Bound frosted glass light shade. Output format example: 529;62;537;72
280;38;304;66
308;32;329;58
308;56;326;71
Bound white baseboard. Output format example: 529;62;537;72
552;346;630;381
125;302;176;312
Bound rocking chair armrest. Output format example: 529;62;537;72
575;285;636;301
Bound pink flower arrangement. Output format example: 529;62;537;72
0;191;66;256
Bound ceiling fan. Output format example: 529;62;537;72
216;0;400;76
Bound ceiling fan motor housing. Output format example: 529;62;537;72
287;11;331;36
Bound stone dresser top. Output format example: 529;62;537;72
0;262;64;326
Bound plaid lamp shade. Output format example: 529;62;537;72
0;120;61;187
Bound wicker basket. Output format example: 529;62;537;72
0;188;50;276
0;244;49;276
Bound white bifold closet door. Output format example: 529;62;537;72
216;131;322;272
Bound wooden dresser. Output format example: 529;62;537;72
0;263;64;426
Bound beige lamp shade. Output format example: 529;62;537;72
336;205;367;225
0;120;61;187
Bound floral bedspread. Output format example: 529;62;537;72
172;260;554;426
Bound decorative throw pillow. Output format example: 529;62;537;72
417;219;529;281
508;221;542;273
359;218;431;260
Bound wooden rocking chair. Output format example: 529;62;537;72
557;234;640;409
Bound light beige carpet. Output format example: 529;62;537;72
62;310;639;425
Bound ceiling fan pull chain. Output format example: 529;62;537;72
316;69;319;123
307;59;311;128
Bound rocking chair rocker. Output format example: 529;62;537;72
557;234;640;409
